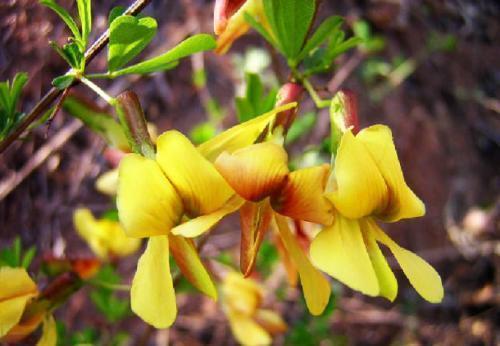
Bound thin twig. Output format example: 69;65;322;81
0;0;152;153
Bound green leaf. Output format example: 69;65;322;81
10;73;28;115
108;6;126;25
189;122;217;145
235;73;277;123
76;0;92;45
297;16;343;63
263;0;316;61
109;34;216;77
63;96;128;148
40;0;82;47
286;112;316;144
13;237;21;267
108;15;158;72
50;42;84;70
52;75;75;90
21;247;37;269
244;12;278;48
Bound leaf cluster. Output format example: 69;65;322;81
0;73;28;141
0;236;37;269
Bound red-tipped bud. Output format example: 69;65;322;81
214;0;247;35
274;82;304;133
330;89;359;134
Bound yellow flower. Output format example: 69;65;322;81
117;104;295;328
273;125;444;303
73;208;141;260
0;267;56;345
214;0;267;54
222;272;286;346
211;139;331;315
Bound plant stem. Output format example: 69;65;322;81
88;279;131;291
86;72;111;79
303;78;330;108
79;76;116;106
0;0;152;153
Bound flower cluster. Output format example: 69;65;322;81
116;89;443;331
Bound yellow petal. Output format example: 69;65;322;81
156;130;233;216
104;220;141;258
357;125;425;221
215;142;289;202
1;313;43;343
198;103;297;162
95;168;119;196
131;236;177;328
0;267;38;337
226;310;271;346
171;195;244;238
36;315;56;346
360;219;398;301
223;272;263;316
271;164;334;225
240;201;273;276
310;216;379;296
274;233;298;286
274;215;330;315
254;309;287;334
117;154;183;238
326;130;388;219
371;223;444;303
169;234;217;300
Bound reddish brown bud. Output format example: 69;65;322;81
331;89;359;134
274;83;304;133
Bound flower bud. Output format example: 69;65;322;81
214;0;247;35
274;82;304;133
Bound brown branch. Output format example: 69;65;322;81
0;0;152;154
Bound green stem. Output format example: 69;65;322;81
79;76;116;106
303;79;330;108
88;279;131;291
86;72;112;79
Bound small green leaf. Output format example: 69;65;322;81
190;122;216;145
297;16;343;63
21;247;37;269
52;75;75;90
235;73;277;123
63;96;128;148
244;12;278;48
108;15;158;72
108;6;126;25
109;34;216;77
50;42;84;70
76;0;92;45
263;0;316;60
40;0;83;47
13;237;21;266
10;73;29;114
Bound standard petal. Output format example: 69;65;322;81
240;201;273;276
274;215;330;315
326;130;388;219
156;131;233;216
0;267;38;337
357;125;425;221
310;216;379;297
215;142;289;202
227;310;271;346
198;103;297;162
36;315;56;346
271;164;334;225
131;236;177;328
360;219;398;301
169;234;217;300
117;154;182;238
371;223;444;303
171;196;244;238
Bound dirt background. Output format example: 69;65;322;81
0;0;499;345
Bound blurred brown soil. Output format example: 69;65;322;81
1;0;499;345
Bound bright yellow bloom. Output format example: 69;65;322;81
73;208;141;260
117;105;294;328
222;272;286;346
214;0;267;54
274;125;443;303
0;267;56;345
